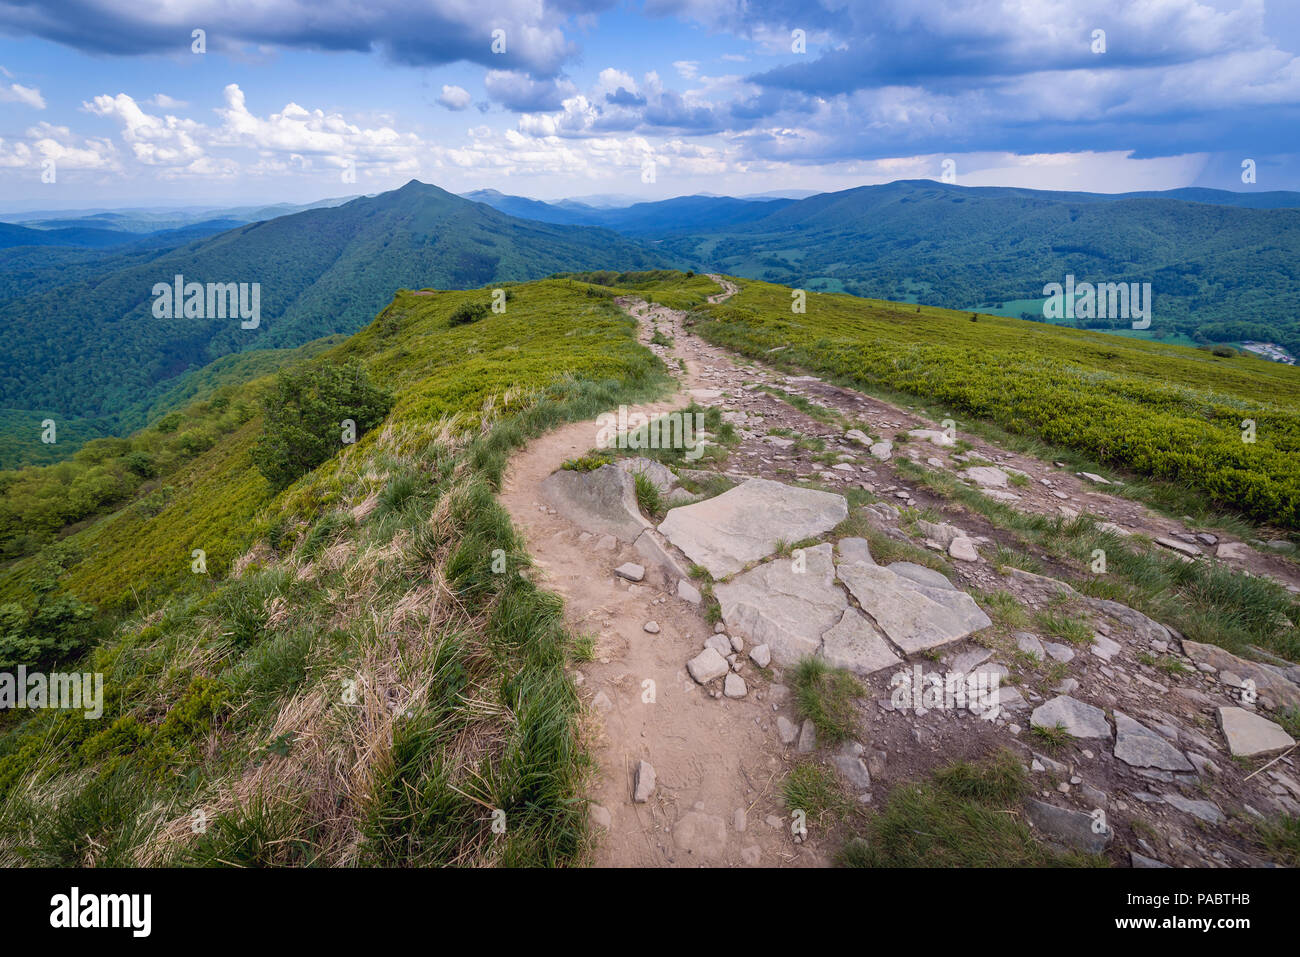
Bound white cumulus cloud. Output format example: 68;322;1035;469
437;85;472;110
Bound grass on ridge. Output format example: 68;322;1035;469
791;657;864;745
838;750;1105;868
0;278;683;868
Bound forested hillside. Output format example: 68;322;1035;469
0;181;664;461
5;178;1298;475
654;180;1300;353
463;189;796;233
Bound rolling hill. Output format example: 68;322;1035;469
1;268;1297;871
0;180;664;450
6;177;1300;473
462;189;796;234
0;221;143;249
651;180;1300;353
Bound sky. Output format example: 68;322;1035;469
0;0;1297;208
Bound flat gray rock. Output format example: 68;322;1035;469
776;715;798;744
1025;799;1112;853
1217;541;1250;560
887;561;957;591
818;608;902;676
1161;792;1224;824
1090;633;1122;660
1080;596;1172;646
1217;706;1296;757
990;684;1027;712
614;562;645;582
837;561;991;655
1186;642;1300;709
658;478;847;578
724;673;748;698
1113;711;1194;771
836;537;875;566
633;760;656;803
715;543;846;666
1043;641;1076;663
1016;633;1045;659
705;634;732;657
1006;567;1078;597
950;647;992;674
687;647;729;684
830;742;872;790
948;537;979;562
1031;695;1112;739
1131;851;1170;868
540;464;651;543
1156;537;1201;558
908;428;955;447
962;465;1009;488
615;456;677;494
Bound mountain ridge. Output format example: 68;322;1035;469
0;179;664;435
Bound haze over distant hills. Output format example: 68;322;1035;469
0;195;361;230
461;189;797;233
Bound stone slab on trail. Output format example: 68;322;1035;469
819;608;902;676
962;466;1009;488
615;456;678;495
1031;695;1112;739
714;543;846;665
836;561;991;655
658;478;848;578
540;464;651;543
1113;711;1194;771
1183;640;1300;710
1217;706;1296;757
1026;799;1113;853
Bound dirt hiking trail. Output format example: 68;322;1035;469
500;276;825;867
500;275;1300;869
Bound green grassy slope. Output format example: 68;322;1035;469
689;277;1300;529
0;275;675;867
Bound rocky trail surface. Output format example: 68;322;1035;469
501;275;1300;868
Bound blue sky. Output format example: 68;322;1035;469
0;0;1297;207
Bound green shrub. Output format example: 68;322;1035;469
448;301;490;326
121;451;158;478
252;358;393;490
